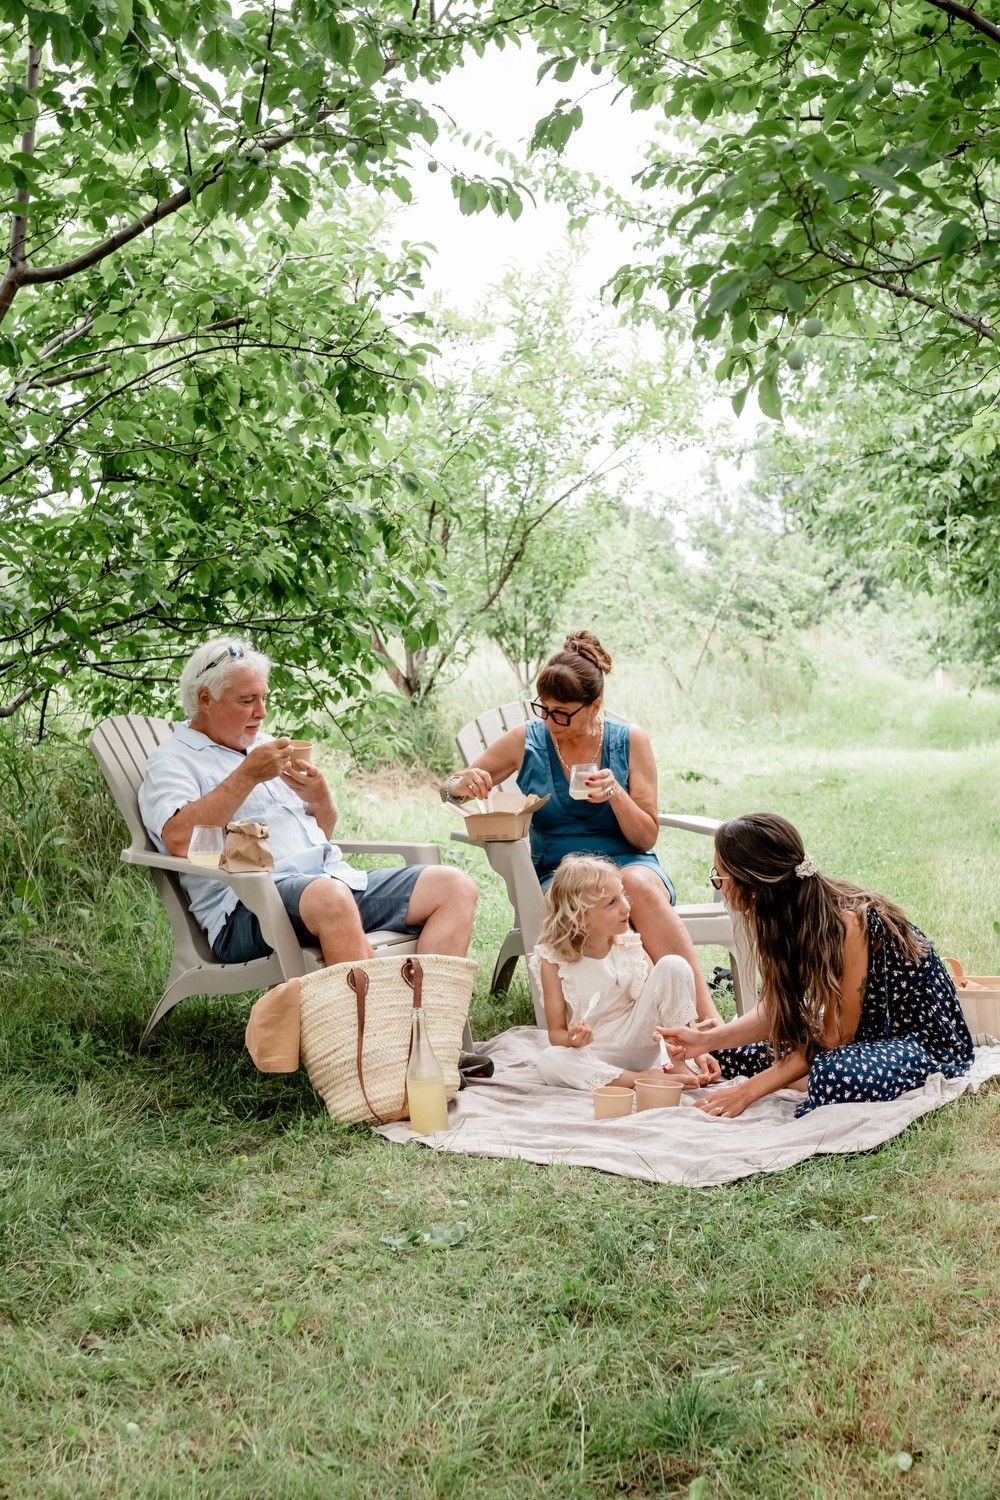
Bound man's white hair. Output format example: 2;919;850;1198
179;637;271;719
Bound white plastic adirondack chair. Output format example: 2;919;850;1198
453;701;756;1025
90;715;442;1048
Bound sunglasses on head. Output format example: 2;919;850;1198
199;644;246;677
529;699;587;729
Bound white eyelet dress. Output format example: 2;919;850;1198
528;930;698;1090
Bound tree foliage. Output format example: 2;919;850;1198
0;0;524;727
761;344;1000;678
372;258;696;701
515;1;1000;415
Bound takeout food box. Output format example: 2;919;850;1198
947;959;1000;1040
454;791;549;842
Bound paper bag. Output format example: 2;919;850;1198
220;819;274;872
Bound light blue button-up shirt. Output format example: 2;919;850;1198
138;723;367;948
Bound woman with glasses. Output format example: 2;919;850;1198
441;630;720;1020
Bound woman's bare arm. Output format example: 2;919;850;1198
606;725;661;851
441;724;527;801
822;910;868;1047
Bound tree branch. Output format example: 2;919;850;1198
922;0;1000;45
0;43;41;323
0;684;35;718
0;125;306;327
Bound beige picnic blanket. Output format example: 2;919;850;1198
375;1026;1000;1186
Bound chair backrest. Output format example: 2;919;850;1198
457;702;626;792
89;714;215;964
456;700;532;792
88;714;172;847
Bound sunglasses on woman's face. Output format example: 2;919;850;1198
529;699;586;728
709;866;726;890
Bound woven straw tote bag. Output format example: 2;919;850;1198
299;953;477;1124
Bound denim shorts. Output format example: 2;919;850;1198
211;865;424;964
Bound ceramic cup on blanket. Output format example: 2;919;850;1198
635;1078;685;1111
593;1086;633;1120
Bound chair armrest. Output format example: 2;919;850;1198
121;847;311;978
451;832;546;954
658;814;722;837
121;846;272;897
337;840;441;865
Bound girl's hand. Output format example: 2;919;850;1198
694;1052;722;1085
567;1023;593;1048
696;1080;757;1118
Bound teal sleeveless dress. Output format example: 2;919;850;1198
516;717;676;899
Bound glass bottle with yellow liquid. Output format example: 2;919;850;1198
405;996;449;1135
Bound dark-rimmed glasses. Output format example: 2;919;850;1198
530;699;587;728
709;866;726;890
199;644;246;677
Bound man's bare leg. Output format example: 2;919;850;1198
406;867;478;956
297;877;375;964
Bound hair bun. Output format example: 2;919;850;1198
563;630;612;676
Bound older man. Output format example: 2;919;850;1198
139;638;477;965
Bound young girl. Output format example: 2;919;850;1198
530;855;720;1091
660;813;975;1119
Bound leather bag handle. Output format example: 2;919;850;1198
402;956;423;1009
347;957;424;1125
347;965;387;1125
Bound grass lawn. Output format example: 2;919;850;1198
2;639;998;1498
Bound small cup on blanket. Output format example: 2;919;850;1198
635;1078;684;1111
593;1086;633;1120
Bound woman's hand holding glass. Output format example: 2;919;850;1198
571;766;618;802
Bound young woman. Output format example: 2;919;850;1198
660;813;974;1118
440;630;718;1019
530;856;718;1091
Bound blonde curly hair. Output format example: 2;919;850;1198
537;855;624;961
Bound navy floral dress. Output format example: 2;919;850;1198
712;907;974;1116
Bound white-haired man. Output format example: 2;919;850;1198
138;638;477;965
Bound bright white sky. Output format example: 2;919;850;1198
388;44;752;511
403;44;650;308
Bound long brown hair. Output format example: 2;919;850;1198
535;630;612;706
716;813;926;1060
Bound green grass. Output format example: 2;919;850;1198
1;636;999;1498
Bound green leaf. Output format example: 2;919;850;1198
707;273;750;317
854;163;900;194
937;219;976;260
691;87;716;123
199;30;229;71
757;368;782;420
774;278;808;313
132;69;159;120
736;16;771;55
354;42;384;87
325;20;355;68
